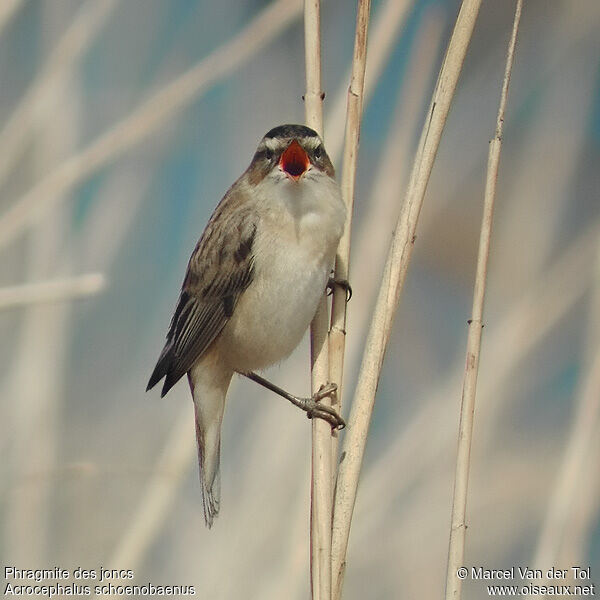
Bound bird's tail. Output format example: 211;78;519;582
188;361;232;528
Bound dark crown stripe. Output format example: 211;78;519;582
263;124;319;140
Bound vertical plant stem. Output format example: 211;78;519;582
329;0;371;467
304;2;331;599
304;0;323;135
331;1;483;597
445;2;522;599
325;0;411;164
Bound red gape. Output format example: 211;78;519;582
280;140;310;180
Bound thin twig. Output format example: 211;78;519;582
328;0;370;510
0;274;106;311
331;1;483;596
355;21;600;504
304;2;332;598
304;0;323;136
0;0;302;254
325;0;411;164
328;3;371;596
274;10;441;595
445;2;522;598
360;219;599;519
347;7;445;368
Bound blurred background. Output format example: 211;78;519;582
1;0;599;598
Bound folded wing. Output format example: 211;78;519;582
147;198;257;396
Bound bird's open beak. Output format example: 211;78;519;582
279;140;310;181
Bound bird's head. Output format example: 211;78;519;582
247;124;335;186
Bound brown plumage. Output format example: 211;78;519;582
147;125;345;526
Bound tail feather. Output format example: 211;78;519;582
188;360;232;528
146;341;176;397
147;339;192;398
194;402;221;528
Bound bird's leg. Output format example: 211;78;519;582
327;276;352;302
242;371;345;430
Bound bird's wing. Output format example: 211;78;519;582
147;198;257;396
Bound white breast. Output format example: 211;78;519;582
219;171;345;372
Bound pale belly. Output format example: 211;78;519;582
217;236;333;372
212;169;345;372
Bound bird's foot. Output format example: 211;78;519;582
302;383;345;430
243;372;345;430
327;277;352;302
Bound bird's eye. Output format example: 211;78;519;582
314;145;323;159
264;148;274;161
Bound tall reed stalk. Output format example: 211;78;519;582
329;0;371;467
331;1;483;596
304;2;333;598
445;2;522;598
305;1;371;597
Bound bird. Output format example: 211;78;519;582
147;124;347;527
